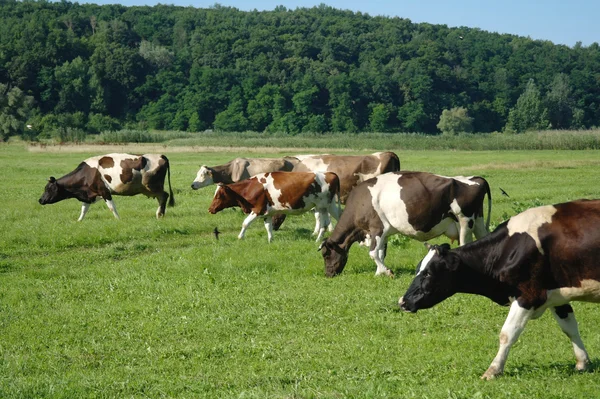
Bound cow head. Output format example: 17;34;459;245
191;166;213;190
208;184;238;214
399;243;460;312
39;177;63;205
319;239;348;277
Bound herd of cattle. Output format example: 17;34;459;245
38;151;600;379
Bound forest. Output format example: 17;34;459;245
1;0;600;140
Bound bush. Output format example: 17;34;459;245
87;113;121;134
436;107;473;135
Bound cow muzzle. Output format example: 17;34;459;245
398;297;416;313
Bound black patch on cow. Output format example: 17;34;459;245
468;219;474;229
99;156;114;168
104;174;112;183
554;304;574;319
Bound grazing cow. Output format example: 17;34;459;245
191;157;297;189
399;199;600;379
39;153;174;220
319;172;491;277
208;171;341;242
291;152;400;203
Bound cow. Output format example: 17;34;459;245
399;199;600;380
191;157;297;190
291;151;400;235
208;171;342;242
291;152;400;203
319;171;491;277
39;153;174;220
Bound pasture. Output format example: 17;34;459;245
1;143;600;398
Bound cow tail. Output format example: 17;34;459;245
166;156;175;207
485;179;491;230
334;174;341;213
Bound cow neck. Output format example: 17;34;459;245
57;164;94;201
451;233;514;305
213;165;234;184
330;225;364;250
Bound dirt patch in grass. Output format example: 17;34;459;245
26;143;358;154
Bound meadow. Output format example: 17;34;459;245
1;142;600;398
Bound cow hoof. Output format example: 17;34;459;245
375;270;394;278
576;359;591;371
481;367;501;380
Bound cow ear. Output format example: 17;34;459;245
318;239;327;251
438;243;451;255
49;176;56;183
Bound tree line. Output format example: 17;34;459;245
1;0;599;140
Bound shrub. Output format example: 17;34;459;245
436;107;473;135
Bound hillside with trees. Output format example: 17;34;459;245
1;1;599;140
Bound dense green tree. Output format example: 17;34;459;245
0;84;35;140
1;1;600;137
505;79;549;133
545;73;574;129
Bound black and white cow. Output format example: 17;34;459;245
320;171;491;277
399;199;600;379
39;153;174;220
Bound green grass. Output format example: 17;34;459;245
2;143;600;398
36;128;600;150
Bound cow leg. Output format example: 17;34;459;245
550;305;591;371
238;212;259;239
482;301;535;380
104;198;120;220
78;202;91;221
312;211;321;236
457;216;474;245
263;216;274;243
369;234;393;277
473;216;489;239
314;211;328;242
156;192;168;218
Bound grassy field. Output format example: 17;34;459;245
1;143;600;398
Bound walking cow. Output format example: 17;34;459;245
208;171;341;242
399;199;600;379
319;171;491;277
39;153;174;220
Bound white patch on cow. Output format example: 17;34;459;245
417;248;436;275
368;174;417;236
547;279;600;305
262;173;286;209
435;174;479;186
449;198;462;215
354;162;382;183
295;156;329;172
507;205;557;254
367;173;453;241
192;166;213;189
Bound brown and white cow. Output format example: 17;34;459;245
208;171;341;242
399;199;600;379
39;153;174;220
291;151;400;235
319;171;491;277
291;152;400;203
191;157;297;189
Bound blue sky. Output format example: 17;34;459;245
80;0;599;47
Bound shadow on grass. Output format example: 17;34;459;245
503;359;600;377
